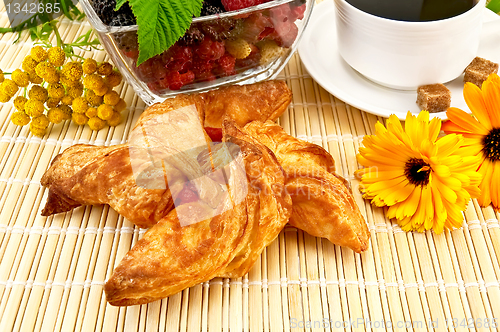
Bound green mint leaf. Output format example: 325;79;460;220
123;0;203;66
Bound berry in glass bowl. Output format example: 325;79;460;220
79;0;313;105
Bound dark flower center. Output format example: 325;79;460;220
482;128;500;162
404;158;431;186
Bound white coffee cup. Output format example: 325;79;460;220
334;0;487;90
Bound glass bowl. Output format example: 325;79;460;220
80;0;314;105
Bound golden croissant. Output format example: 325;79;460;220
40;80;292;228
39;81;370;306
104;120;292;305
244;121;369;253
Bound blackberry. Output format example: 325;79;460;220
178;26;204;46
201;4;224;16
109;12;136;26
201;18;238;41
202;0;226;13
91;0;136;26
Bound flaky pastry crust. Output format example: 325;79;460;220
40;81;291;227
104;120;292;305
244;121;370;253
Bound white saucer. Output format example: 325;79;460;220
298;1;500;120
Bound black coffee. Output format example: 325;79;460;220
346;0;476;22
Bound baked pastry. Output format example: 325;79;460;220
244;121;369;253
104;120;292;305
40;81;292;228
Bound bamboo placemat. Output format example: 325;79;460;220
0;2;499;332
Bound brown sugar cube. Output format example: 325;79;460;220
416;83;451;113
464;57;499;88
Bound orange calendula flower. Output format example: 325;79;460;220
356;111;482;233
442;73;500;210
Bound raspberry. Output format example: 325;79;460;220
221;0;266;12
269;21;298;48
214;54;236;76
136;59;156;82
240;13;272;43
167;71;195;90
192;59;214;79
290;3;306;21
269;4;292;24
164;45;193;73
195;38;225;61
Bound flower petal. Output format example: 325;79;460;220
446;107;489;135
477;74;500;128
463;81;494;130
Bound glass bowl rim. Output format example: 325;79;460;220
80;0;306;33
